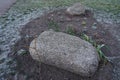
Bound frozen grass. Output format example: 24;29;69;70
12;0;120;14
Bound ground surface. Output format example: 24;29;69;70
10;9;119;80
0;0;120;80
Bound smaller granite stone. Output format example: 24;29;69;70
66;3;86;15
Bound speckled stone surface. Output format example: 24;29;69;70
29;30;99;77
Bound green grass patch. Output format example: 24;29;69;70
81;33;108;63
65;28;108;63
66;26;76;35
48;20;60;32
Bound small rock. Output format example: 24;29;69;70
81;21;87;26
66;3;86;16
66;17;71;21
92;25;97;29
29;30;99;77
17;49;27;56
92;23;97;29
93;22;97;26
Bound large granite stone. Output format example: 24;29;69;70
29;30;99;77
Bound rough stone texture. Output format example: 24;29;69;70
66;3;86;15
29;30;99;77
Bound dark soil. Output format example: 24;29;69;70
9;9;120;80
